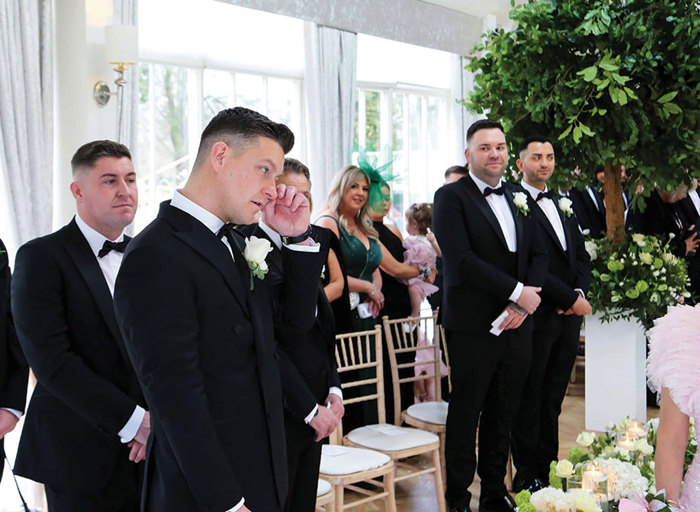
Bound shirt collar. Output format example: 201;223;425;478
258;220;282;250
469;171;503;194
75;214;124;258
521;180;548;201
171;189;225;235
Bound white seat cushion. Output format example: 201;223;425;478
345;423;439;451
320;444;391;475
406;401;448;425
316;478;332;497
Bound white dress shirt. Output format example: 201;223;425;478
74;214;146;445
258;221;342;424
469;172;522;302
521;182;568;251
170;193;319;512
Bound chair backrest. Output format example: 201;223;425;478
381;311;443;425
333;325;384;438
438;324;451;394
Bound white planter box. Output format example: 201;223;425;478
584;312;647;431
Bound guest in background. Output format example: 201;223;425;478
11;140;148;512
0;237;28;483
444;165;468;185
511;136;592;493
402;203;440;319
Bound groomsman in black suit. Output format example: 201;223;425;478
11;140;149;511
434;119;548;512
240;157;343;512
0;237;28;481
114;108;324;512
511;136;592;492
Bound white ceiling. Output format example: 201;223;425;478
420;0;514;18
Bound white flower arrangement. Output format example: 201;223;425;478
584;241;598;261
598;457;649;501
513;191;530;216
243;236;273;290
559;197;574;218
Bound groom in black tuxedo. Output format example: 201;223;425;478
239;157;343;512
114;108;324;512
11;141;149;511
511;136;592;492
434;120;548;512
0;237;28;481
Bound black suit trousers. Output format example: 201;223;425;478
284;417;322;512
512;311;581;482
444;321;532;508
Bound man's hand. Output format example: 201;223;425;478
127;440;146;463
685;226;698;256
498;304;527;331
263;184;310;237
326;393;344;420
134;411;150;445
309;405;340;442
557;293;592;316
0;409;19;439
516;286;542;315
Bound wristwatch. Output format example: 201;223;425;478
281;226;312;245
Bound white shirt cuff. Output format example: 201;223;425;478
329;387;343;400
284;237;320;252
508;282;524;303
574;288;585;298
118;405;146;443
228;498;245;511
304;404;319;424
1;407;22;420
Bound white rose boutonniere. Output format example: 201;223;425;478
558;197;574;218
512;191;529;216
243;236;273;290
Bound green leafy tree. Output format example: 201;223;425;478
463;0;700;243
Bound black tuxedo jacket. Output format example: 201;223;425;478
433;177;548;334
529;195;591;312
239;224;341;424
114;202;324;512
569;187;606;237
10;220;144;490
0;237;28;476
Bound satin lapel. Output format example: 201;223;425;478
534;201;566;255
463;176;509;251
160;204;250;317
561;210;578;270
61;221;128;356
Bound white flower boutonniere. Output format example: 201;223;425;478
558;197;574;218
243;236;273;290
512;191;529;216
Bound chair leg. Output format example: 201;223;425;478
335;483;344;512
385;469;397;512
327;491;336;512
439;431;446;487
432;447;447;512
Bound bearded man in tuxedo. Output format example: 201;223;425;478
433;119;548;512
11;140;149;511
114;107;324;512
511;136;592;493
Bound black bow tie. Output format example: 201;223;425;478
98;239;129;258
483;185;505;197
536;190;555;202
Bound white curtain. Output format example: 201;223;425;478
0;0;53;247
304;23;357;211
114;0;139;154
451;54;480;161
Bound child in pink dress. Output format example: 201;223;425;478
402;203;447;402
646;304;700;511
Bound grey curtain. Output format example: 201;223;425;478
304;23;357;210
114;0;139;154
0;0;53;246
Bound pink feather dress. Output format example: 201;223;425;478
401;235;439;299
647;304;700;510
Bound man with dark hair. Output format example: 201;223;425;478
511;136;591;493
444;165;468;185
11;140;148;512
114;107;324;512
434;119;548;512
239;156;344;511
0;237;28;482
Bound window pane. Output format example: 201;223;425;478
409;95;423;151
267;78;303;158
428;96;441;152
392;93;405;151
235;73;265;112
364;91;381;150
203;68;235;125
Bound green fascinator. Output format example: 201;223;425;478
353;144;398;213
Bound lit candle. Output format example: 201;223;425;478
618;433;635;452
583;467;605;492
627;421;645;439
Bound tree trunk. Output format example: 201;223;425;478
604;161;626;246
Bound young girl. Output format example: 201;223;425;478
402;203;447;402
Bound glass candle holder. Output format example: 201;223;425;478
566;474;583;491
582;462;608;497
